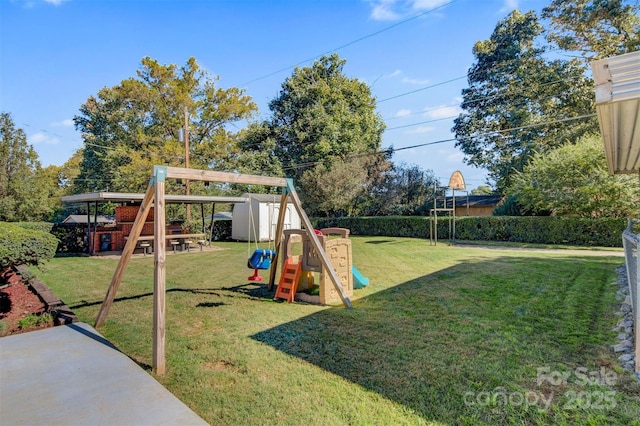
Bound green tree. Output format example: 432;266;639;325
357;162;438;216
242;54;388;214
41;149;83;222
0;113;52;221
300;158;369;217
452;10;597;192
390;162;438;216
509;133;639;217
236;122;284;180
542;0;640;59
74;57;257;193
471;185;494;195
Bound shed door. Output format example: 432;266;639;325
271;205;293;239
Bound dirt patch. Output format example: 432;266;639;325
0;268;53;336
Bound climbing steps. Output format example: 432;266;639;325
274;258;302;302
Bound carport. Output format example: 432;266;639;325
61;191;248;254
592;50;640;374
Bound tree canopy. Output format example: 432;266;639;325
240;54;389;215
0;113;52;222
509;133;639;217
74;57;257;193
542;0;640;59
268;54;386;181
452;10;597;193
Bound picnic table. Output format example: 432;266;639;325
125;233;207;253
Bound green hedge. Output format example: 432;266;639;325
51;223;89;254
16;221;54;233
313;216;430;238
313;216;627;247
0;222;59;268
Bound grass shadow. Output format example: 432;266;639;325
70;287;224;310
365;239;402;244
251;254;629;424
196;301;226;308
221;282;275;301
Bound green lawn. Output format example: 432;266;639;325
31;237;640;425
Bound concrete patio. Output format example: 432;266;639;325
0;322;207;425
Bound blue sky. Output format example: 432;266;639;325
1;0;550;190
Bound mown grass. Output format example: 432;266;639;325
31;237;640;425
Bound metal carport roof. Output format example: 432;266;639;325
61;191;248;204
591;51;640;175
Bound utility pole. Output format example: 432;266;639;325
184;106;191;220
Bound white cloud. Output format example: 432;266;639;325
369;0;450;21
370;69;402;86
387;69;402;78
445;150;465;163
369;0;401;21
410;0;451;11
402;76;430;85
44;0;70;5
51;119;74;127
384;69;430;85
395;109;412;117
499;0;519;14
406;126;435;134
14;0;70;8
423;104;462;119
29;132;60;145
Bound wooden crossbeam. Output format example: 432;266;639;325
165;167;287;187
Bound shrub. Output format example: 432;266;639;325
313;216;627;247
17;313;53;329
51;223;88;254
0;222;59;268
212;220;232;241
16;222;54;233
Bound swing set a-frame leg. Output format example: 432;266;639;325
268;192;289;291
286;181;352;308
95;182;156;327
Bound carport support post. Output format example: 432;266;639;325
93;201;99;254
153;165;167;375
86;203;91;254
208;203;216;244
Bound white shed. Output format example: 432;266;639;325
231;193;301;242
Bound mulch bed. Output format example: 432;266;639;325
0;266;55;336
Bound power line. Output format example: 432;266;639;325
239;0;458;87
385;115;458;131
379;69;587;117
281;113;597;172
466;113;597;137
381;74;590;130
378;76;467;103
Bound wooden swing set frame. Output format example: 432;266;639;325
94;165;352;375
